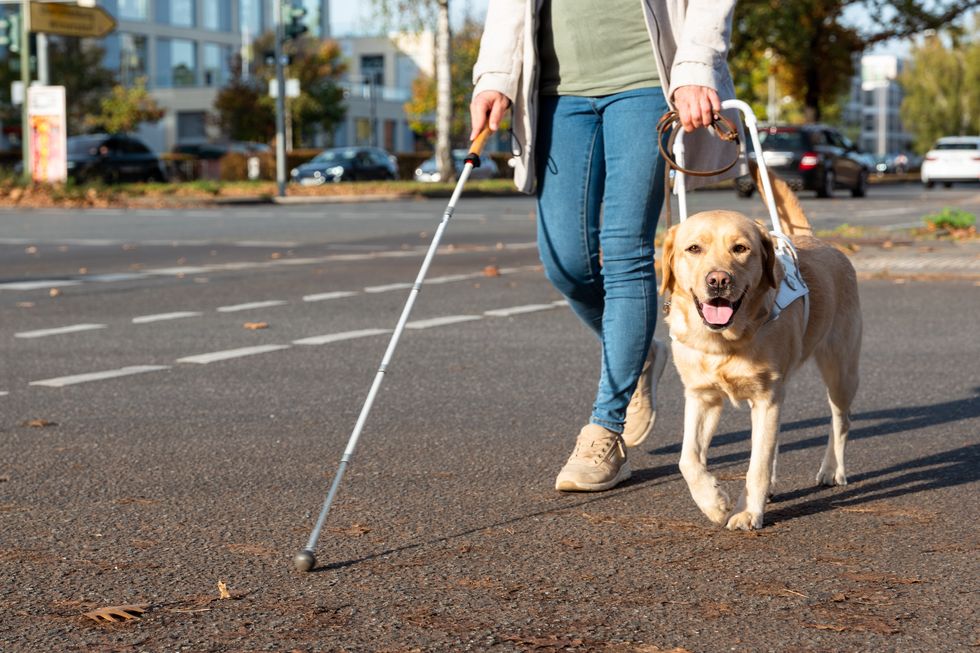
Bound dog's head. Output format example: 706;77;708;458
661;210;778;342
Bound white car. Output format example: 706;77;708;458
921;136;980;188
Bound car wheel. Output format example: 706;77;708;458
851;170;868;198
943;181;953;188
816;169;834;198
925;180;935;189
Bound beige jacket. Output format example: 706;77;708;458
473;0;744;193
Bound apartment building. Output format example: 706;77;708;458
843;54;914;156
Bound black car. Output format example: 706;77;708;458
735;125;871;199
173;140;271;160
67;134;167;183
290;146;398;185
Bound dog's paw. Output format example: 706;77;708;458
700;489;733;525
725;510;762;531
816;466;847;487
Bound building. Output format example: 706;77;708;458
843;54;914;157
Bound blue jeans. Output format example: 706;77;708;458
535;88;668;433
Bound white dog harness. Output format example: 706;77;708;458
768;232;810;328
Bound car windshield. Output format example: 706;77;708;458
311;149;357;163
759;131;808;150
935;142;979;150
68;137;105;156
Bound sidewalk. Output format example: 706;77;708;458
842;237;980;279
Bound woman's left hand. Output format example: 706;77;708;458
672;85;721;132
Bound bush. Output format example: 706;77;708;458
923;207;977;231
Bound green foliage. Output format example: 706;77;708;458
900;25;980;153
732;1;978;122
86;78;164;134
923;207;977;230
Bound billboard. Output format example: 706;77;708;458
27;85;68;183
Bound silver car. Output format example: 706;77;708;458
414;149;499;182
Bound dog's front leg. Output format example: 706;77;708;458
727;395;781;531
679;391;730;525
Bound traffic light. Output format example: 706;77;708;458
0;13;21;54
284;3;308;41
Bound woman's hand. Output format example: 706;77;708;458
470;90;512;141
672;85;721;132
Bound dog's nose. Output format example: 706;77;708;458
706;270;733;291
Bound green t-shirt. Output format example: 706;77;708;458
538;0;661;96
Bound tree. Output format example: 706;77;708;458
732;1;979;122
371;0;454;181
403;18;483;146
900;25;980;153
86;78;164;134
213;33;347;147
48;37;118;134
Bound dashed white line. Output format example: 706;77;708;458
364;282;413;293
405;315;483;329
303;290;358;302
30;365;170;388
177;344;291;365
293;328;391;346
15;324;107;339
216;300;288;313
484;303;559;317
132;311;203;324
0;280;83;291
0;391;8;396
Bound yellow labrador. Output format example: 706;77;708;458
659;185;862;530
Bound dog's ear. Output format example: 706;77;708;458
659;225;677;296
756;223;778;290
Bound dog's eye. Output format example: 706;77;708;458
685;244;702;254
732;244;749;254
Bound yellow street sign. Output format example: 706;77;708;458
30;4;117;39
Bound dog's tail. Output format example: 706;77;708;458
750;160;812;236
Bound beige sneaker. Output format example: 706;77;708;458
622;338;669;448
555;424;631;492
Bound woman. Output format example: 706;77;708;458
470;0;742;491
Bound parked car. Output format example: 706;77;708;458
290;146;397;185
67;134;167;183
414;150;499;182
734;124;871;199
921;136;980;188
172;140;270;160
873;152;921;175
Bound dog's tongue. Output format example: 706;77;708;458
702;300;734;325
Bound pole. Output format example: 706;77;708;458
273;0;287;197
37;32;47;85
19;0;29;181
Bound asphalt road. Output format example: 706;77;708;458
0;184;977;652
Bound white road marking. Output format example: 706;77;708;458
303;290;358;302
405;315;482;329
0;391;8;396
484;303;559;317
177;344;291;365
216;300;288;312
132;311;203;324
293;328;391;346
233;240;301;248
86;273;147;283
30;365;170;388
145;266;213;276
16;324;107;339
364;282;413;293
0;280;83;291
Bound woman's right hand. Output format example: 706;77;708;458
470;91;511;141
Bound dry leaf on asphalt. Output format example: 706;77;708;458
330;523;370;538
82;604;148;623
243;322;269;330
218;581;231;600
48;288;61;297
482;265;501;277
22;418;57;428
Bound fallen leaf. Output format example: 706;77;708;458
270;252;282;260
16;302;34;308
78;267;88;274
330;523;370;538
482;265;501;277
25;246;38;255
22;419;57;428
218;581;231;600
48;288;61;298
804;622;848;632
243;321;269;330
832;592;847;602
83;604;148;623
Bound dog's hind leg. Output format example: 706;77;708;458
678;392;731;525
815;345;860;487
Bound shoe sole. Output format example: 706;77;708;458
555;459;632;492
623;339;669;448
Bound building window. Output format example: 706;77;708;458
203;43;231;86
119;34;148;86
360;55;384;86
157;0;195;27
384;119;396;151
239;0;262;36
354;118;371;145
203;0;231;31
177;111;208;140
118;0;148;20
156;38;197;88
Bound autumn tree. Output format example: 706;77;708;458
732;0;978;122
86;78;164;134
213;56;275;143
900;24;980;153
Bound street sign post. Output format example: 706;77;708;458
29;3;116;38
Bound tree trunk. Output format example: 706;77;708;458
435;0;454;182
803;38;821;123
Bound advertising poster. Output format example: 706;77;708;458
27;85;68;183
